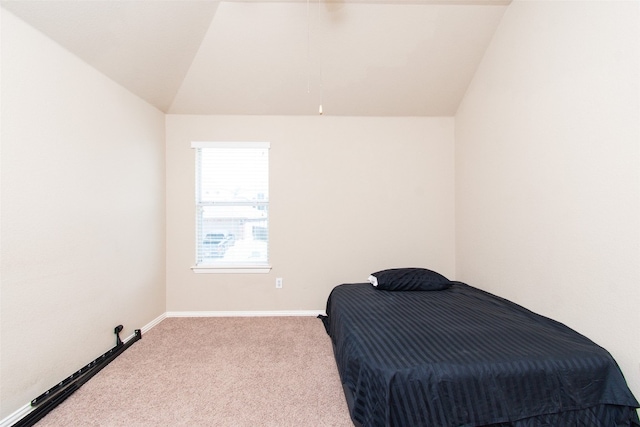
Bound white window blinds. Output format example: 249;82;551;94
192;142;270;268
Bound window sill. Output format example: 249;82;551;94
191;265;272;274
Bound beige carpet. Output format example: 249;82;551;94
34;317;353;426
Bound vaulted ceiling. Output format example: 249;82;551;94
1;0;510;116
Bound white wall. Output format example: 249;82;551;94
456;0;640;398
166;115;455;312
4;0;637;420
0;10;166;418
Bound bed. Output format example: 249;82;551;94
320;268;640;427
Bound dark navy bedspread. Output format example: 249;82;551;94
321;282;639;427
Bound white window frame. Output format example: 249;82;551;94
190;141;271;274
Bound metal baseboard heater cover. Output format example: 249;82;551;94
13;325;142;427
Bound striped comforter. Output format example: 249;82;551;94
321;282;639;427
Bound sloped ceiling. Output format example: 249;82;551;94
1;0;510;116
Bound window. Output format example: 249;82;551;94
191;142;270;272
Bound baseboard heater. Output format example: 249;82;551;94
14;325;142;427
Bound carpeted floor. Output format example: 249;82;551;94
34;317;353;426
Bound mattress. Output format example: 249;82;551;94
321;282;639;427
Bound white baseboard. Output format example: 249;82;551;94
0;311;324;426
0;313;167;427
0;403;32;427
118;312;166;342
166;310;325;318
138;312;167;336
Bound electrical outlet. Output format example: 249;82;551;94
276;278;283;289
